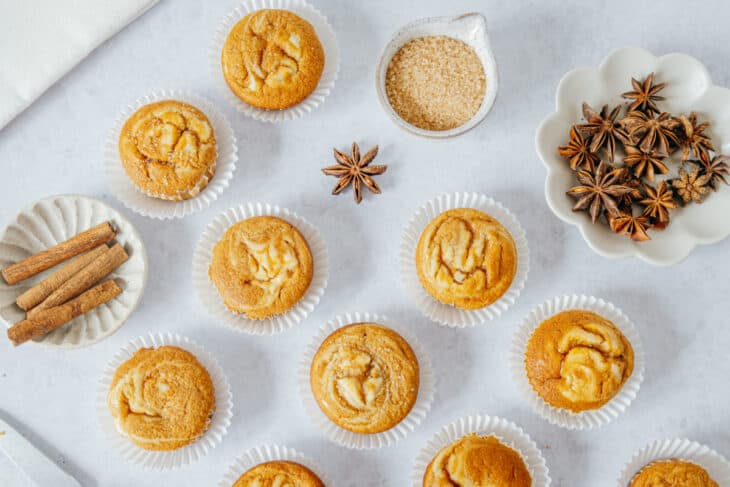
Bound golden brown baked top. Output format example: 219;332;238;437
423;434;532;487
233;461;325;487
630;459;718;487
415;208;517;310
221;9;325;110
310;323;419;434
209;216;313;320
525;309;634;412
118;100;217;201
107;346;215;451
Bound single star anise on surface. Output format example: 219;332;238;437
671;164;712;204
623;144;669;181
558;125;600;171
609;210;652;241
620;111;680;154
322;142;387;204
639;181;677;228
577;103;630;162
566;161;632;223
699;154;730;190
621;73;666;115
678;112;714;163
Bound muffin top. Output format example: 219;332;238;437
233;460;325;487
209;216;313;320
310;323;419;434
423;434;531;487
107;346;215;451
118;100;217;201
630;459;718;487
221;9;325;110
416;208;517;310
525;309;634;412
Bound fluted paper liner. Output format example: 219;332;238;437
219;445;332;486
97;333;233;470
193;203;329;335
400;192;529;327
511;294;645;430
0;195;148;348
299;312;435;449
105;90;238;219
618;438;730;486
210;0;340;122
412;414;551;487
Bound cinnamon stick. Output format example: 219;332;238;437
15;244;109;311
27;243;128;319
7;280;122;346
1;222;116;285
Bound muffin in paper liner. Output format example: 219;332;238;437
412;414;551;487
510;294;645;430
96;332;233;470
219;445;332;486
617;438;730;486
210;0;340;122
400;192;529;327
193;203;329;335
299;311;435;449
105;89;238;219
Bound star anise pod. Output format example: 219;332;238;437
577;103;630;162
623;144;669;181
616;168;643;211
322;142;387;204
678;112;714;163
639;181;677;228
566;161;632;223
699;154;730;190
609;209;652;241
671;164;712;204
621;73;666;115
620;111;680;154
558;125;600;171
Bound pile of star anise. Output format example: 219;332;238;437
558;73;728;241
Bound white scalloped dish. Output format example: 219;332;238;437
536;47;730;265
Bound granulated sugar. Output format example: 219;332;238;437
385;36;486;131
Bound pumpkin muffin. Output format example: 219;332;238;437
209;216;313;320
107;346;215;451
630;459;718;487
525;309;634;412
416;208;517;309
423;434;531;487
221;9;325;110
310;323;419;434
119;100;217;201
233;460;325;487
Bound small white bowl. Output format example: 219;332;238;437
375;13;498;138
536;46;730;265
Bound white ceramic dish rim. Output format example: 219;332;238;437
375;13;499;138
536;46;730;265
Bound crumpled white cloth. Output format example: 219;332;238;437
0;0;159;130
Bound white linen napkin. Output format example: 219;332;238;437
0;0;159;130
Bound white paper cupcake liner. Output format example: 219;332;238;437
412;414;551;487
219;445;332;486
193;203;329;335
617;439;730;486
400;192;530;327
97;333;233;470
105;90;238;219
210;0;340;122
510;294;645;430
299;312;435;449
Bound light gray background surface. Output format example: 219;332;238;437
1;0;729;486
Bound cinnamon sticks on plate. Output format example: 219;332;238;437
2;221;129;346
